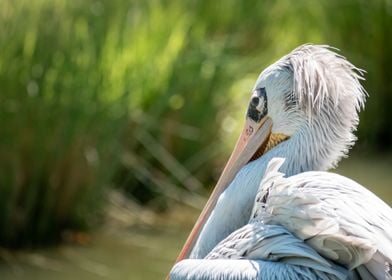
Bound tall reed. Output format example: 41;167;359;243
0;0;390;246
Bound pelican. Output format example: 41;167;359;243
169;44;392;279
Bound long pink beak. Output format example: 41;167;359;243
173;116;273;263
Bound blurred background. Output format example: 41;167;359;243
0;0;391;279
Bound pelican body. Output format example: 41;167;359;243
169;45;392;279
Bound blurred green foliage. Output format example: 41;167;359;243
0;0;391;247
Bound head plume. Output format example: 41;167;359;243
267;44;367;169
279;44;367;119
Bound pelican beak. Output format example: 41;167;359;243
174;88;273;263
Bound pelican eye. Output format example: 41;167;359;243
247;87;267;122
251;96;259;106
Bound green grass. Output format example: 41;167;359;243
0;0;391;247
0;0;131;246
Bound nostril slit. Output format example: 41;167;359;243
251;96;259;106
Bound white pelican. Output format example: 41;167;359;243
169;44;392;279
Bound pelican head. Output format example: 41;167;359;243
174;44;367;262
249;44;366;168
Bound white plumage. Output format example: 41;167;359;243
253;158;392;272
170;44;392;279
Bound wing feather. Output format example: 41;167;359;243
205;223;348;279
253;158;392;279
171;259;343;280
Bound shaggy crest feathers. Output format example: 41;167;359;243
278;44;367;119
274;44;368;169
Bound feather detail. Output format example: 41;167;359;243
252;157;392;278
171;259;345;280
205;223;348;280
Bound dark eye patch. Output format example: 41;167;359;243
247;87;268;122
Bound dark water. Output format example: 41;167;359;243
335;154;392;202
0;155;390;280
0;227;187;280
